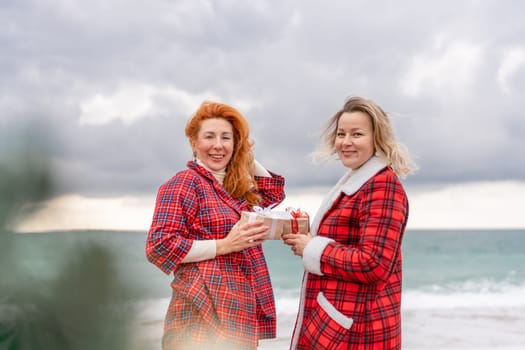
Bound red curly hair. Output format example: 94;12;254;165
185;101;261;206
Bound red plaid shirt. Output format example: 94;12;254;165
146;161;285;349
292;164;408;350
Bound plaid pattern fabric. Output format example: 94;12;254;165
293;167;408;350
146;161;285;349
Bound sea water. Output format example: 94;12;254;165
7;229;525;349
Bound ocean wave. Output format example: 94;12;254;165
272;279;525;315
403;279;525;310
133;279;525;322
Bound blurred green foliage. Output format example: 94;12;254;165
0;136;138;349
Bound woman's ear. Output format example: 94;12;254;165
189;140;196;160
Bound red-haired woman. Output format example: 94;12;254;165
146;101;285;349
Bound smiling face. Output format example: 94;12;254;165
335;111;375;170
192;117;234;172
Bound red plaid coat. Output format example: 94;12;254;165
291;157;409;350
146;161;285;349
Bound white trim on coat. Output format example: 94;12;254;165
308;156;387;238
302;236;334;275
340;156;387;196
317;292;354;329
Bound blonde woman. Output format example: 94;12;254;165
283;96;415;349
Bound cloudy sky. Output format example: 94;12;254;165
2;0;525;231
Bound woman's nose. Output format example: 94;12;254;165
212;137;224;147
342;134;352;145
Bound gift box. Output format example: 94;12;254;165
239;206;310;240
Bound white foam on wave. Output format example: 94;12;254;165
403;280;525;310
273;279;525;315
273;288;301;317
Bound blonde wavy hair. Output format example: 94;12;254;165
185;101;261;206
313;96;416;178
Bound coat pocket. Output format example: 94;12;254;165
301;292;354;349
316;292;354;329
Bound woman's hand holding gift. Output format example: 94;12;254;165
282;232;312;257
216;220;269;255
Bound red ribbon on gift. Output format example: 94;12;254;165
286;207;310;234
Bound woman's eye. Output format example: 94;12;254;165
336;132;346;137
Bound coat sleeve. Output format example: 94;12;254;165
255;172;285;208
306;172;408;284
146;173;199;274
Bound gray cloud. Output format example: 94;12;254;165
2;0;525;198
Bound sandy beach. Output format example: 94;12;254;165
133;298;525;350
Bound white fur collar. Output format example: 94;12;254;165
310;156;387;236
340;156;387;196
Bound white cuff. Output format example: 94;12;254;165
181;240;217;263
302;236;333;275
254;159;271;177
